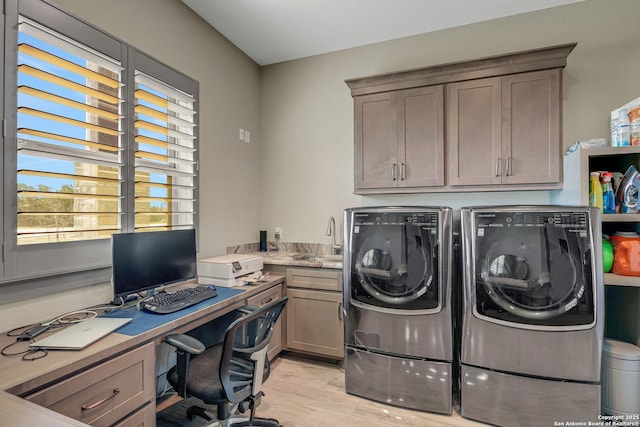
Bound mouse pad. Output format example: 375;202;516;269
101;287;246;336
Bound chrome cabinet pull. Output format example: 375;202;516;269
505;156;511;176
400;163;406;180
81;388;120;411
495;158;502;177
338;302;343;321
391;164;397;181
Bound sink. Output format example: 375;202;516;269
319;254;343;262
290;253;342;263
291;254;316;260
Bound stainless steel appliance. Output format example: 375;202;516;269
459;206;604;426
343;206;454;414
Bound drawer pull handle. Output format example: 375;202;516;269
81;388;120;411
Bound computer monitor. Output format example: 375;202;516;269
111;229;197;301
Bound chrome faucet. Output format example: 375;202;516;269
326;216;343;255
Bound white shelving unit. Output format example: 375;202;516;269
553;145;640;287
603;214;640;224
552;145;640;343
604;272;640;287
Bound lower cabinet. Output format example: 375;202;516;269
285;268;344;359
112;402;155;427
25;341;156;427
246;283;284;361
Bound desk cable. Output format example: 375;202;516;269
2;309;103;361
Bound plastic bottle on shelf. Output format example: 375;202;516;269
619;109;631;146
602;238;614;273
602;172;615;214
589;171;603;210
629;106;640;146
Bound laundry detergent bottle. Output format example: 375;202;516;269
589;172;603;211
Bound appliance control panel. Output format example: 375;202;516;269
353;211;439;227
475;211;588;230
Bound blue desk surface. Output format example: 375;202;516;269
102;287;246;336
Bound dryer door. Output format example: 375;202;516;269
472;210;595;327
349;211;440;311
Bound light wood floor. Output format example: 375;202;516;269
257;355;488;427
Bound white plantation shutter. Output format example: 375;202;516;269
16;17;123;245
133;72;197;231
2;0;200;283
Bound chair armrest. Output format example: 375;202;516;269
165;333;206;354
164;334;205;398
237;305;260;315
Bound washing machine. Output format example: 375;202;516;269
459;205;604;426
343;206;454;414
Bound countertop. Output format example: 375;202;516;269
248;251;343;270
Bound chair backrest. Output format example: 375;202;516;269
219;297;287;404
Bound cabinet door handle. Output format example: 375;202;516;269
338;302;343;321
400;163;406;180
495;158;502;177
81;388;120;411
505;156;511;176
391;164;397;181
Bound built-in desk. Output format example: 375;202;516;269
0;275;284;427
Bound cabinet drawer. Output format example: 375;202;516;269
286;268;342;291
246;284;283;307
247;284;284;360
111;402;155;427
26;342;155;427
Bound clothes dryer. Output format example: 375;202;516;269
343;206;454;414
459;206;604;426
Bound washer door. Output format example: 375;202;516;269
473;211;595;327
350;221;439;311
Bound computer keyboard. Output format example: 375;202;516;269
139;285;218;314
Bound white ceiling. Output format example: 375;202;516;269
180;0;583;66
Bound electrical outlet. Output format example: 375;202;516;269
239;128;245;141
275;227;282;240
244;130;251;143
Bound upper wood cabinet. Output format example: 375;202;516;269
448;69;561;186
346;43;575;194
447;77;502;186
354;85;444;191
501;70;561;185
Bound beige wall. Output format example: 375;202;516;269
259;0;640;243
53;0;263;259
2;0;639;329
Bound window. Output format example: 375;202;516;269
2;0;199;284
17;17;124;245
134;71;197;231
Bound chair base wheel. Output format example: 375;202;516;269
203;417;280;427
232;420;280;427
187;405;212;421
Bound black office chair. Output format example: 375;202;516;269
164;297;287;427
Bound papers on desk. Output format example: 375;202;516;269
236;271;270;285
200;271;270;287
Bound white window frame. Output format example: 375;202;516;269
1;0;199;292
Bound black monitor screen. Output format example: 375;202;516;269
112;229;197;299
